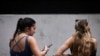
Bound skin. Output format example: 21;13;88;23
55;33;97;56
55;35;75;56
55;20;97;56
10;24;49;56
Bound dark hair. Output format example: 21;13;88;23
12;17;36;41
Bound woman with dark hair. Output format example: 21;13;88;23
55;19;97;56
9;17;49;56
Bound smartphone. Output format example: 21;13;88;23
42;44;53;51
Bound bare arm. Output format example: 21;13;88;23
92;38;98;50
91;38;98;56
28;36;49;56
55;36;75;56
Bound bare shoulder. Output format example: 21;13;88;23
92;38;97;44
28;36;36;42
28;36;34;39
92;38;98;49
72;32;77;40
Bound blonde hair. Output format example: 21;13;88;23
71;19;93;56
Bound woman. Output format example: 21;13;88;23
55;19;97;56
9;17;49;56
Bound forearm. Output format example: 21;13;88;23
55;51;63;56
55;46;67;56
55;54;71;56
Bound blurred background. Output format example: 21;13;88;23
0;14;99;56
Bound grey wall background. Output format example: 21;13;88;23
0;14;99;56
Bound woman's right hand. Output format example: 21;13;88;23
43;45;50;54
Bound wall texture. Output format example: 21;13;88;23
0;14;99;56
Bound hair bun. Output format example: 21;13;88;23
75;19;79;22
19;18;23;20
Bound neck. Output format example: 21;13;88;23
20;31;29;36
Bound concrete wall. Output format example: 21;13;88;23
0;14;99;56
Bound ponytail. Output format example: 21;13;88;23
12;18;23;41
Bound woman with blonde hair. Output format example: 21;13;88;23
55;19;97;56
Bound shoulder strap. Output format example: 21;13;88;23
12;36;25;51
25;36;29;48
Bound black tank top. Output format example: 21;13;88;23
9;36;33;56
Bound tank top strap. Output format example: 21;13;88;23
25;36;29;48
12;36;25;51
